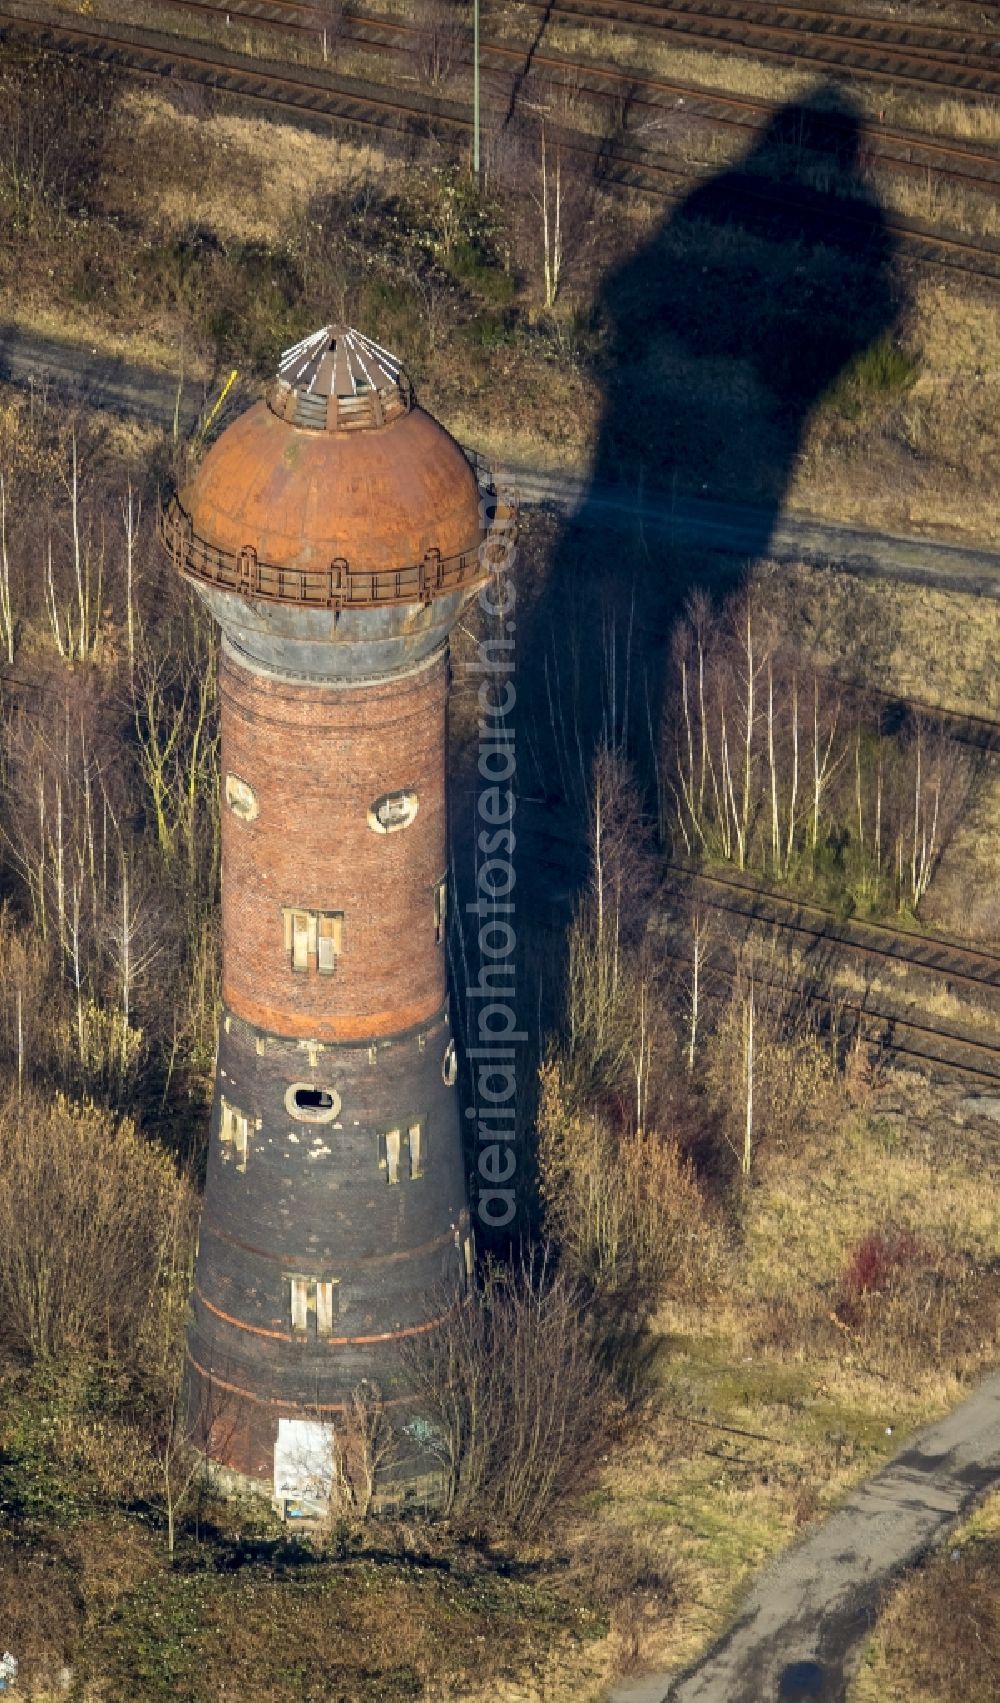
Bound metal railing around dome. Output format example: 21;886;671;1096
157;481;516;612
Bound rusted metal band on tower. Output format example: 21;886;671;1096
158;492;498;611
185;1352;417;1415
201;1214;462;1273
194;1288;466;1347
159;480;511;613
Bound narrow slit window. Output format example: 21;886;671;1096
408;1121;424;1180
385;1128;401;1186
377;1131;387;1172
290;1277;310;1335
316;1281;338;1337
220;1097;250;1172
284;908;311;973
434;876;448;945
317;911;343;975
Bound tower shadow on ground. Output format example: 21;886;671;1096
461;85;905;1241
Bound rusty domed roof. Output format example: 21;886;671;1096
165;326;485;595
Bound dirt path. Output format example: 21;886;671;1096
609;1372;1000;1703
3;324;1000;598
510;463;1000;600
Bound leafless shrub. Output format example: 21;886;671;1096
0;1089;196;1367
333;1380;397;1518
402;1257;615;1537
414;0;465;90
538;1059;714;1306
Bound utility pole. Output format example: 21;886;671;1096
473;0;480;179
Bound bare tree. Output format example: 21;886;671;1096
121;482;140;684
539;123;563;309
132;603;220;888
414;0;464;89
44;436;104;663
316;0;344;63
900;715;970;909
402;1257;613;1537
333;1381;397;1518
564;745;661;1108
684;906;713;1075
0;1089;196;1365
704;940;833;1179
0;471;15;661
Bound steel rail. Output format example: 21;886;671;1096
664;867;1000;989
525;0;1000;97
147;2;1000;200
2;9;999;282
655;939;1000;1083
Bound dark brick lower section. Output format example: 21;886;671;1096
186;1003;471;1486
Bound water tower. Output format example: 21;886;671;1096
159;326;511;1509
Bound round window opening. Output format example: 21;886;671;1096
442;1040;458;1087
285;1083;342;1124
368;789;419;835
225;772;259;823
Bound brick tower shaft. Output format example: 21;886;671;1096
158;326;511;1508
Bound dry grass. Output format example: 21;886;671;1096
759;563;1000;720
926;767;1000;940
579;1071;1000;1681
116;86;395;247
509;16;1000;145
746;266;1000;540
850;1492;1000;1702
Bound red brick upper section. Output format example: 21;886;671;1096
220;648;449;1040
180;400;482;575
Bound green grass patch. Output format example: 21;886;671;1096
825;335;921;420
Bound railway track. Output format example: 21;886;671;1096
145;0;1000;206
3;8;1000;284
664;865;1000;994
656;938;1000;1085
658;864;1000;1083
158;0;1000;97
529;0;1000;99
345;10;1000;195
516;810;1000;1084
